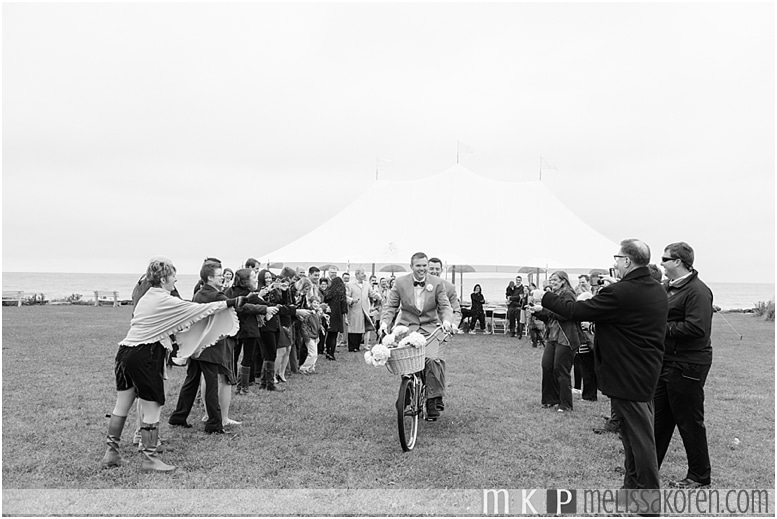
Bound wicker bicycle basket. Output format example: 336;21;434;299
385;343;427;376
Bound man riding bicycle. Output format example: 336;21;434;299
380;252;454;420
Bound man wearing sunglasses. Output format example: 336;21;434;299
537;239;668;499
654;242;713;489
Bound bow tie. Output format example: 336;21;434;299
413;280;426;287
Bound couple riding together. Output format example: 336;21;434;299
380;253;460;421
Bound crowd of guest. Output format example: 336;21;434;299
103;241;715;496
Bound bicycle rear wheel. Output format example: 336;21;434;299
397;376;419;451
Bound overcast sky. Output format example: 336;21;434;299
3;2;774;283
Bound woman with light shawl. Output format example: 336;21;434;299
100;258;244;472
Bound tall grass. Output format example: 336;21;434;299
754;300;775;321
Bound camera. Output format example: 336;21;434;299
596;268;618;285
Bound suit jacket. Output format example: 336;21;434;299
439;278;462;328
380;274;453;336
346;280;375;333
541;266;668;402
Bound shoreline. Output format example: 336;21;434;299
7;298;774;315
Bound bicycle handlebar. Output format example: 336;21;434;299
377;324;454;347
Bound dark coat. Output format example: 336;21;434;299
324;291;348;333
541;266;668;402
507;284;527;308
470;292;486;314
225;286;268;338
249;287;298;333
192;283;234;370
664;270;713;365
534;287;582;350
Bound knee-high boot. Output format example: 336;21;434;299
100;414;127;467
237;365;251;395
263;361;284;392
139;422;176;472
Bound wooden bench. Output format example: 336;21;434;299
94;291;120;307
2;291;24;307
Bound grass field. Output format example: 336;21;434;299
2;306;774;514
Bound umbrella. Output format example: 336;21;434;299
319;264;338;272
268;262;284;269
517;266;546;274
450;264;476;300
380;264;407;273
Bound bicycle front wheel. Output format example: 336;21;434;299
397;376;419;451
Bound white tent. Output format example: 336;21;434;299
260;164;618;272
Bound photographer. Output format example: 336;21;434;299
537;239;667;491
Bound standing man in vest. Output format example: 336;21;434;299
380;252;454;421
654;242;713;489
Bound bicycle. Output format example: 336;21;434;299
384;325;450;452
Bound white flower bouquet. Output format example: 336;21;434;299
364;343;391;367
364;325;427;370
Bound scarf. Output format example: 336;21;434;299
119;287;239;359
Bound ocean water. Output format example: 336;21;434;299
2;271;774;311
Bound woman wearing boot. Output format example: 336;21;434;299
225;269;275;395
323;276;348;361
101;258;245;471
256;269;310;391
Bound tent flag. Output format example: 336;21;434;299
457;140;474;154
457;141;473;164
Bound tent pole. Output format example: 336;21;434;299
539;155;542;181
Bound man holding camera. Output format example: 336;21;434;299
538;239;668;491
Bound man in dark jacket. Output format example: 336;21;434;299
507;275;527;338
540;239;668;493
655;242;713;489
169;262;242;434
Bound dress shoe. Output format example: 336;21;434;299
426;399;440;420
593;421;620;434
436;398;445;411
670;478;708;489
168;420;192;428
205;428;226;435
